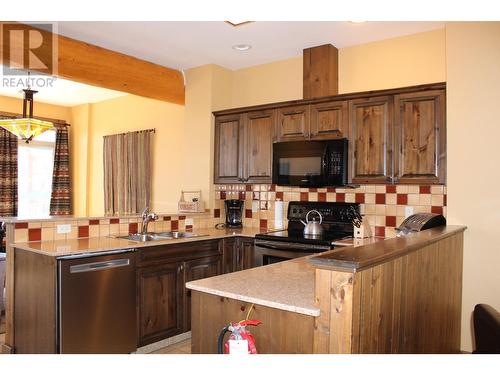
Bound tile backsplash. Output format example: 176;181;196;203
214;184;447;238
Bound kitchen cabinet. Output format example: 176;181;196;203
221;237;255;273
183;255;222;332
349;96;393;184
214;114;244;184
137;261;184;346
277;105;310;141
214;111;275;184
310;100;349;140
394;90;446;184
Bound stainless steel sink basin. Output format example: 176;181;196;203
117;231;207;242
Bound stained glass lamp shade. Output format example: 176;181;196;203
0;89;53;142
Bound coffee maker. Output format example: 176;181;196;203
224;199;244;228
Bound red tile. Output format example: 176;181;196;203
239;192;246;200
179;215;186;220
375;226;386;237
171;220;179;230
309;188;317;192
214;209;220;218
163;216;171;221
276;192;284;200
355;193;365;203
431;206;443;215
245;184;253;192
318;192;327;202
110;218;120;224
444;194;447;207
386;185;397;193
336;193;345;202
397;194;408;205
300;192;308;201
78;226;89;238
220;191;226;200
89;219;100;225
259;219;268;229
386;216;396;227
15;222;28;229
245;209;252;218
326;187;336;192
185;225;193;231
129;223;138;234
376;193;386;204
419;185;431;194
28;228;41;241
269;184;276;192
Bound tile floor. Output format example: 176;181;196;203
151;339;192;354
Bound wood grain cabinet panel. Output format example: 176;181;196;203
214;114;244;183
183;255;222;332
394;90;446;184
277;105;310;141
244;110;276;183
349;96;393;184
137;262;184;346
237;238;255;271
310;100;349;140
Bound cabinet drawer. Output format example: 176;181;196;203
138;239;221;266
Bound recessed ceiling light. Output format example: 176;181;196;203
225;21;253;27
232;44;252;51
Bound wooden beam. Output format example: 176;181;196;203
0;22;185;105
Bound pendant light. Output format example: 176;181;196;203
0;74;54;143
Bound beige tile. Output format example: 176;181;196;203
291;192;300;201
109;224;120;235
364;204;376;215
28;221;42;228
385;227;397;238
431;185;444;194
375;185;386;193
365;193;375;204
386;205;397;216
375;215;385;226
326;192;336;201
396;216;406;226
15;229;28;242
431;194;444;206
309;192;318;201
396;185;409;194
99;225;110;237
78;220;89;226
407;194;419;206
375;205;386;215
41;221;55;228
386;193;397;205
67;226;78;239
41;228;54;241
396;205;407;216
345;193;355;203
419;194;432;206
408;185;419;194
364;185;376;193
89;226;99;238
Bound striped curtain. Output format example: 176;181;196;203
103;130;153;215
50;126;71;215
0;129;18;216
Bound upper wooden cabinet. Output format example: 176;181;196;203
310;100;349;140
214;111;275;184
394;90;446;184
214;114;244;183
243;110;276;183
277;105;310;141
349;96;393;184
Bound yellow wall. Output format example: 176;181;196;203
446;22;500;352
0;95;72;123
70;104;90;216
77;95;185;216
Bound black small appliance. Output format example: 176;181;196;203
224;199;244;228
272;138;348;188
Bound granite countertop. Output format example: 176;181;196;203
12;227;265;257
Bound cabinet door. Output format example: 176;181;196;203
310;100;348;140
236;238;255;271
221;238;236;274
394;90;446;184
277;105;310;141
349;96;393;184
137;262;184;346
243;110;276;183
183;255;222;331
214;114;244;183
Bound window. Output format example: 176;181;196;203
17;130;56;218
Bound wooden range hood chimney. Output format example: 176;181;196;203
303;44;339;99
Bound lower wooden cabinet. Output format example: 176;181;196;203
137;238;253;346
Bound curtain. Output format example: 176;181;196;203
0;129;18;216
50;126;71;215
103;130;152;215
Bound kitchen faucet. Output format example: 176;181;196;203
140;207;158;234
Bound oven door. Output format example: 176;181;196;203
254;239;331;267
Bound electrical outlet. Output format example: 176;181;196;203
56;224;71;234
185;218;194;226
405;206;414;218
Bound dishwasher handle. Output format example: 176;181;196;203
70;258;130;273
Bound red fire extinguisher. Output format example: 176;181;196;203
217;319;262;354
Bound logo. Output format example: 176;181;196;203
1;22;58;88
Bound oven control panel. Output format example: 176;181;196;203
287;201;360;223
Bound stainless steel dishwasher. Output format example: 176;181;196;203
57;249;137;353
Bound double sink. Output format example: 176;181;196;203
118;231;207;243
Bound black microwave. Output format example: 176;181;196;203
272;139;348;187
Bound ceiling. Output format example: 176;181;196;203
0;69;127;106
57;21;445;71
